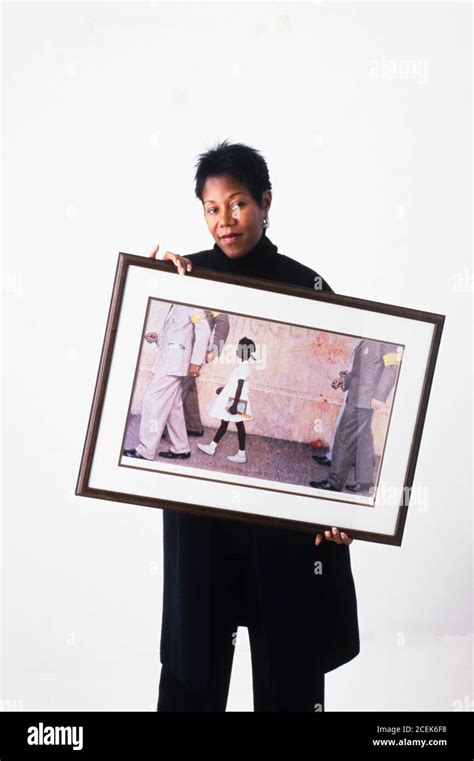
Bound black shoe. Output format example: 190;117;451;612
345;482;374;493
158;450;191;459
123;448;145;459
187;429;204;437
312;454;332;466
309;479;338;491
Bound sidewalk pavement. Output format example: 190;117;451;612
124;414;369;490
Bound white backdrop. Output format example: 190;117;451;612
2;1;472;711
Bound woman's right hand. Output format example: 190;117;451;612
149;244;193;275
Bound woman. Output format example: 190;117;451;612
152;140;359;712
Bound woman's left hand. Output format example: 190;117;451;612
228;405;238;415
315;527;353;546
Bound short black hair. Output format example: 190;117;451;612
194;139;272;207
238;336;256;360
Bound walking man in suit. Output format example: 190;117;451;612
168;310;230;437
310;340;402;493
312;341;358;467
123;303;211;461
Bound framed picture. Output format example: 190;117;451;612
75;253;445;545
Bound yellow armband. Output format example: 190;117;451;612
383;352;401;366
191;310;207;324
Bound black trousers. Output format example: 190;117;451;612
157;525;325;712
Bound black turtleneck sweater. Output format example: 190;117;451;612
185;230;333;554
186;230;333;293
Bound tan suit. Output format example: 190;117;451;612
136;304;211;459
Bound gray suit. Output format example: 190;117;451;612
328;340;401;489
181;311;230;432
342;340;401;408
136;304;211;459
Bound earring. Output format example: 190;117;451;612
263;217;270;229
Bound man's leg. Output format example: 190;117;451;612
136;373;184;459
355;408;375;485
181;374;204;432
327;393;347;459
327;402;360;490
165;377;191;454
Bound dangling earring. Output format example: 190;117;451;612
263;216;270;229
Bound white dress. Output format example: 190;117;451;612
209;359;253;422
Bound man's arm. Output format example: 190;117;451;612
342;371;352;391
190;311;211;365
210;312;230;356
374;354;400;402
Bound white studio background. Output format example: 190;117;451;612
2;1;472;712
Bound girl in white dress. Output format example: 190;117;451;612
198;337;256;463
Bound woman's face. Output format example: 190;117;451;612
202;175;271;260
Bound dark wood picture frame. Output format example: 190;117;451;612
75;253;445;546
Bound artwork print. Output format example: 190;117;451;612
120;298;404;507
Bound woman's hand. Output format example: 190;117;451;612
149;244;192;275
315;527;353;546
